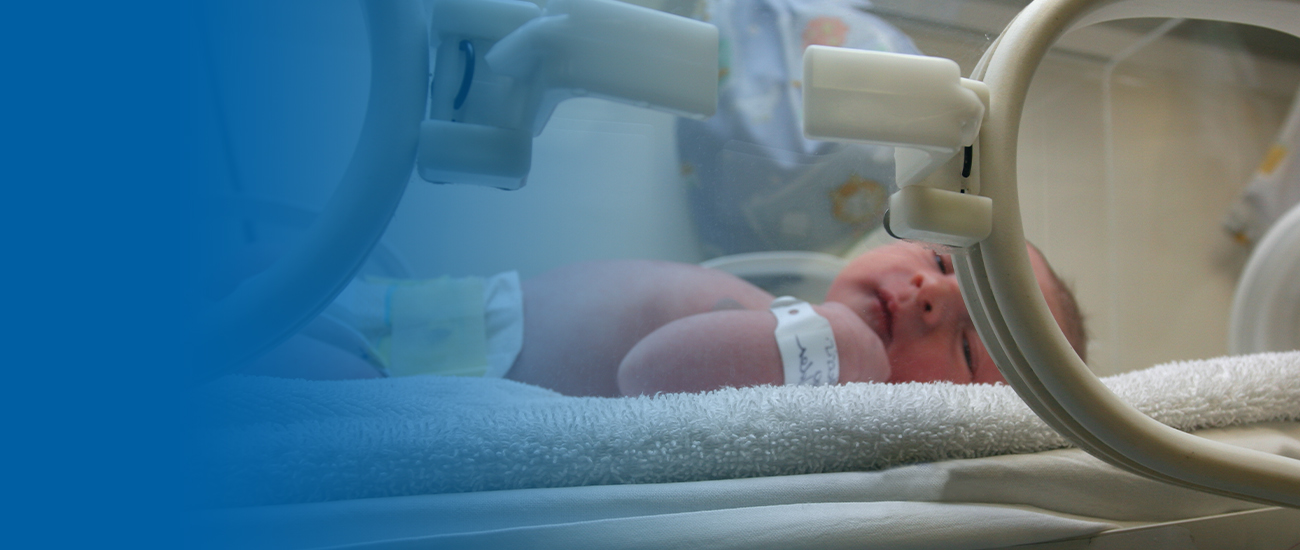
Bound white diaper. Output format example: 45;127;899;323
302;272;524;378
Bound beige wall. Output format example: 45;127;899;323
881;6;1300;375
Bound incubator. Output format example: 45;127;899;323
199;0;1300;547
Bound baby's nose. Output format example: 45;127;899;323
909;272;959;326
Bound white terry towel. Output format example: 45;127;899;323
198;352;1300;507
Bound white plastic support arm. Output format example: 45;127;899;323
802;45;992;248
802;46;988;189
418;0;718;190
887;185;992;248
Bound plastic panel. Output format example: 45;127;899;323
199;0;428;378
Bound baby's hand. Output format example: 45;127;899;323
813;302;891;383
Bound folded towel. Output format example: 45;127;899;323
198;351;1300;507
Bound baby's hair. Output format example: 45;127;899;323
1027;242;1089;363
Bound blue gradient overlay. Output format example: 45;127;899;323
5;1;204;548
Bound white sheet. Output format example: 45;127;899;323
197;422;1300;550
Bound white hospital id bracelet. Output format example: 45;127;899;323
770;296;839;386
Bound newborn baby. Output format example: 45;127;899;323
506;240;1086;396
243;241;1086;397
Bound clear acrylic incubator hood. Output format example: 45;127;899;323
201;0;1300;511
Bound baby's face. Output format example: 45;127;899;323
825;241;1061;384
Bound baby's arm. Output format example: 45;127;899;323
617;302;890;396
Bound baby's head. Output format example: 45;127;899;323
825;241;1086;384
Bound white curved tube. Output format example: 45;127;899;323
199;0;428;379
963;0;1300;506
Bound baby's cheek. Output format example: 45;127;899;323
885;350;948;383
973;351;1007;384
